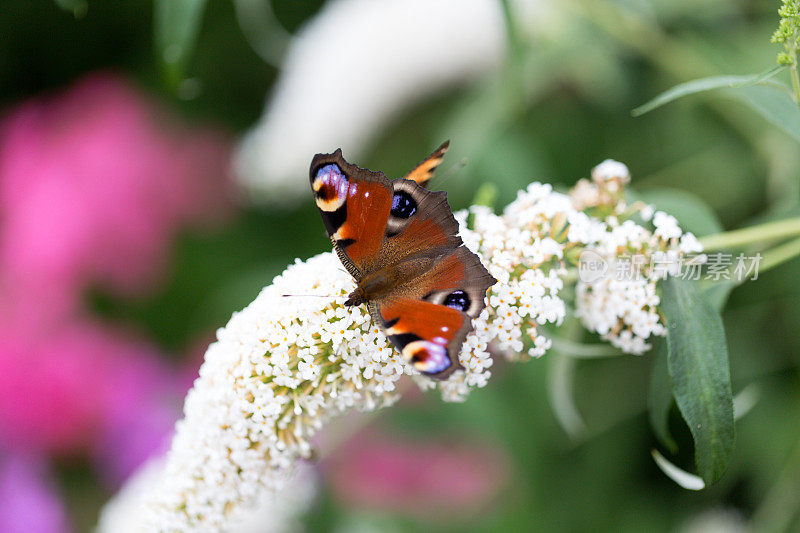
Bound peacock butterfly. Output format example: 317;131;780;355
309;142;496;380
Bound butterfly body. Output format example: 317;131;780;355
344;253;436;307
310;143;496;379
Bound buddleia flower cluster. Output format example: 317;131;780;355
106;160;702;531
571;161;704;354
772;0;800;67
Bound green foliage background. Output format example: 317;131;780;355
2;0;799;531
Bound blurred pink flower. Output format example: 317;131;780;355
326;429;510;520
92;348;189;488
0;316;180;460
0;72;235;522
0;71;232;464
0;73;232;320
0;453;70;533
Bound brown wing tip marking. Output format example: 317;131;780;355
404;140;451;187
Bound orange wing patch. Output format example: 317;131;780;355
336;180;392;268
378;298;470;378
385;211;456;259
381;298;464;340
403;140;449;187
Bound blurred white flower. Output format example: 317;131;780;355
97;459;164;533
679;232;703;254
653;211;683;240
235;0;553;205
569;159;632;210
591;159;631;190
678;507;747;533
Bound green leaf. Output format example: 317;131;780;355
702;279;738;312
154;0;209;88
733;84;800;144
638;188;722;237
632;66;786;116
647;338;677;453
660;276;734;485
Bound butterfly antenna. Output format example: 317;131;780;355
432;157;469;189
281;293;348;300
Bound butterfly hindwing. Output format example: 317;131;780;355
374;298;472;379
374;247;495;379
416;246;496;318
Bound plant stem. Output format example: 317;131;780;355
791;33;800;105
699;217;800;250
751;436;800;532
547;353;587;440
499;0;523;55
759;236;800;272
498;0;527;113
232;0;289;66
790;61;800;104
547;318;588;440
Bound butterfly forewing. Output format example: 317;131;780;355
377;179;462;268
310;150;393;275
